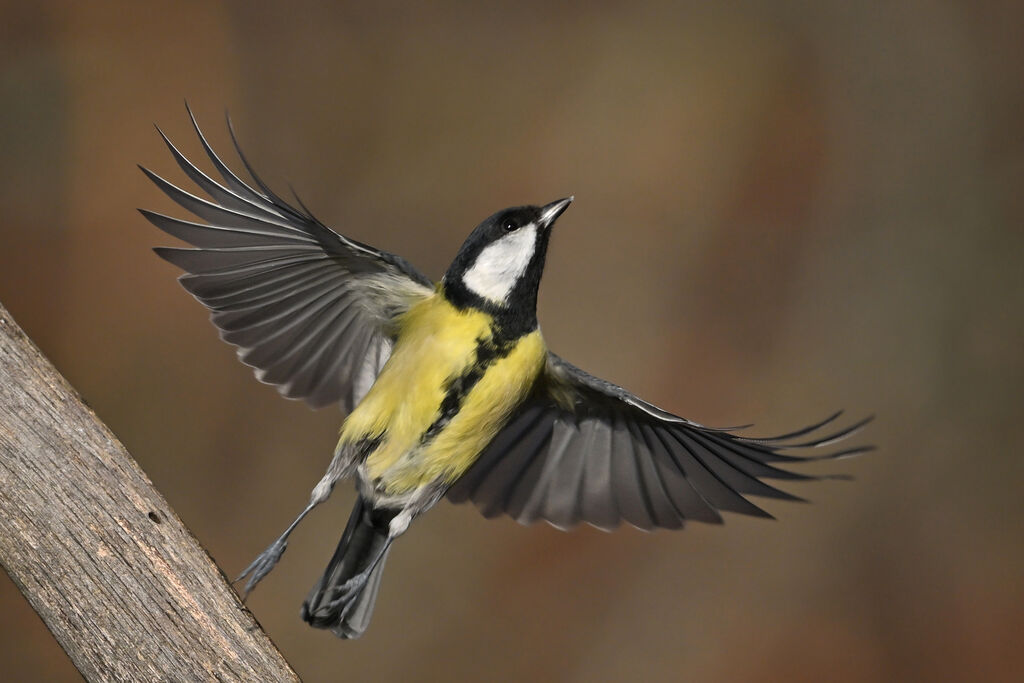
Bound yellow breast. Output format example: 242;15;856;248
339;292;547;495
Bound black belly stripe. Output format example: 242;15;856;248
418;327;522;446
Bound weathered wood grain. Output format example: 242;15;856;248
0;302;299;682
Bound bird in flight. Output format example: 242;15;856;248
141;105;872;639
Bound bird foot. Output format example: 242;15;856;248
322;573;370;615
235;538;287;600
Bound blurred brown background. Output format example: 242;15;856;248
2;1;1022;681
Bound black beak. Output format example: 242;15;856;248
538;197;573;230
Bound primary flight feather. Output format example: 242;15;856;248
141;105;872;639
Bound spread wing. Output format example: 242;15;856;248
448;353;873;530
140;105;434;410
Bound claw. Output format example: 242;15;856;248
235;538;288;599
321;573;370;618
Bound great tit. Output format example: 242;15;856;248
141;106;872;639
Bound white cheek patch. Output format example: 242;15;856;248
462;224;537;305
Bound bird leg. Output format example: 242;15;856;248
235;470;341;598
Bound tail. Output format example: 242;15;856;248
302;497;394;639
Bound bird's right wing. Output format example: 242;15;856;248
140;105;434;410
448;353;873;530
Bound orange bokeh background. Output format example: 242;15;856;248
1;2;1021;681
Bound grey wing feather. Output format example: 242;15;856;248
448;353;874;531
141;104;433;410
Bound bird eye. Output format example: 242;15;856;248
502;219;517;232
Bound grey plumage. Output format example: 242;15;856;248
139;105;432;410
448;354;873;531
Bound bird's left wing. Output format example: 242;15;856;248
140;106;434;410
448;353;873;530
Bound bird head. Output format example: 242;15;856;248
443;197;572;320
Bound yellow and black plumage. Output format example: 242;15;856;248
141;106;873;639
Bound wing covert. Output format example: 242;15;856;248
141;105;433;410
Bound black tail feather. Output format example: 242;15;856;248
302;497;394;639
